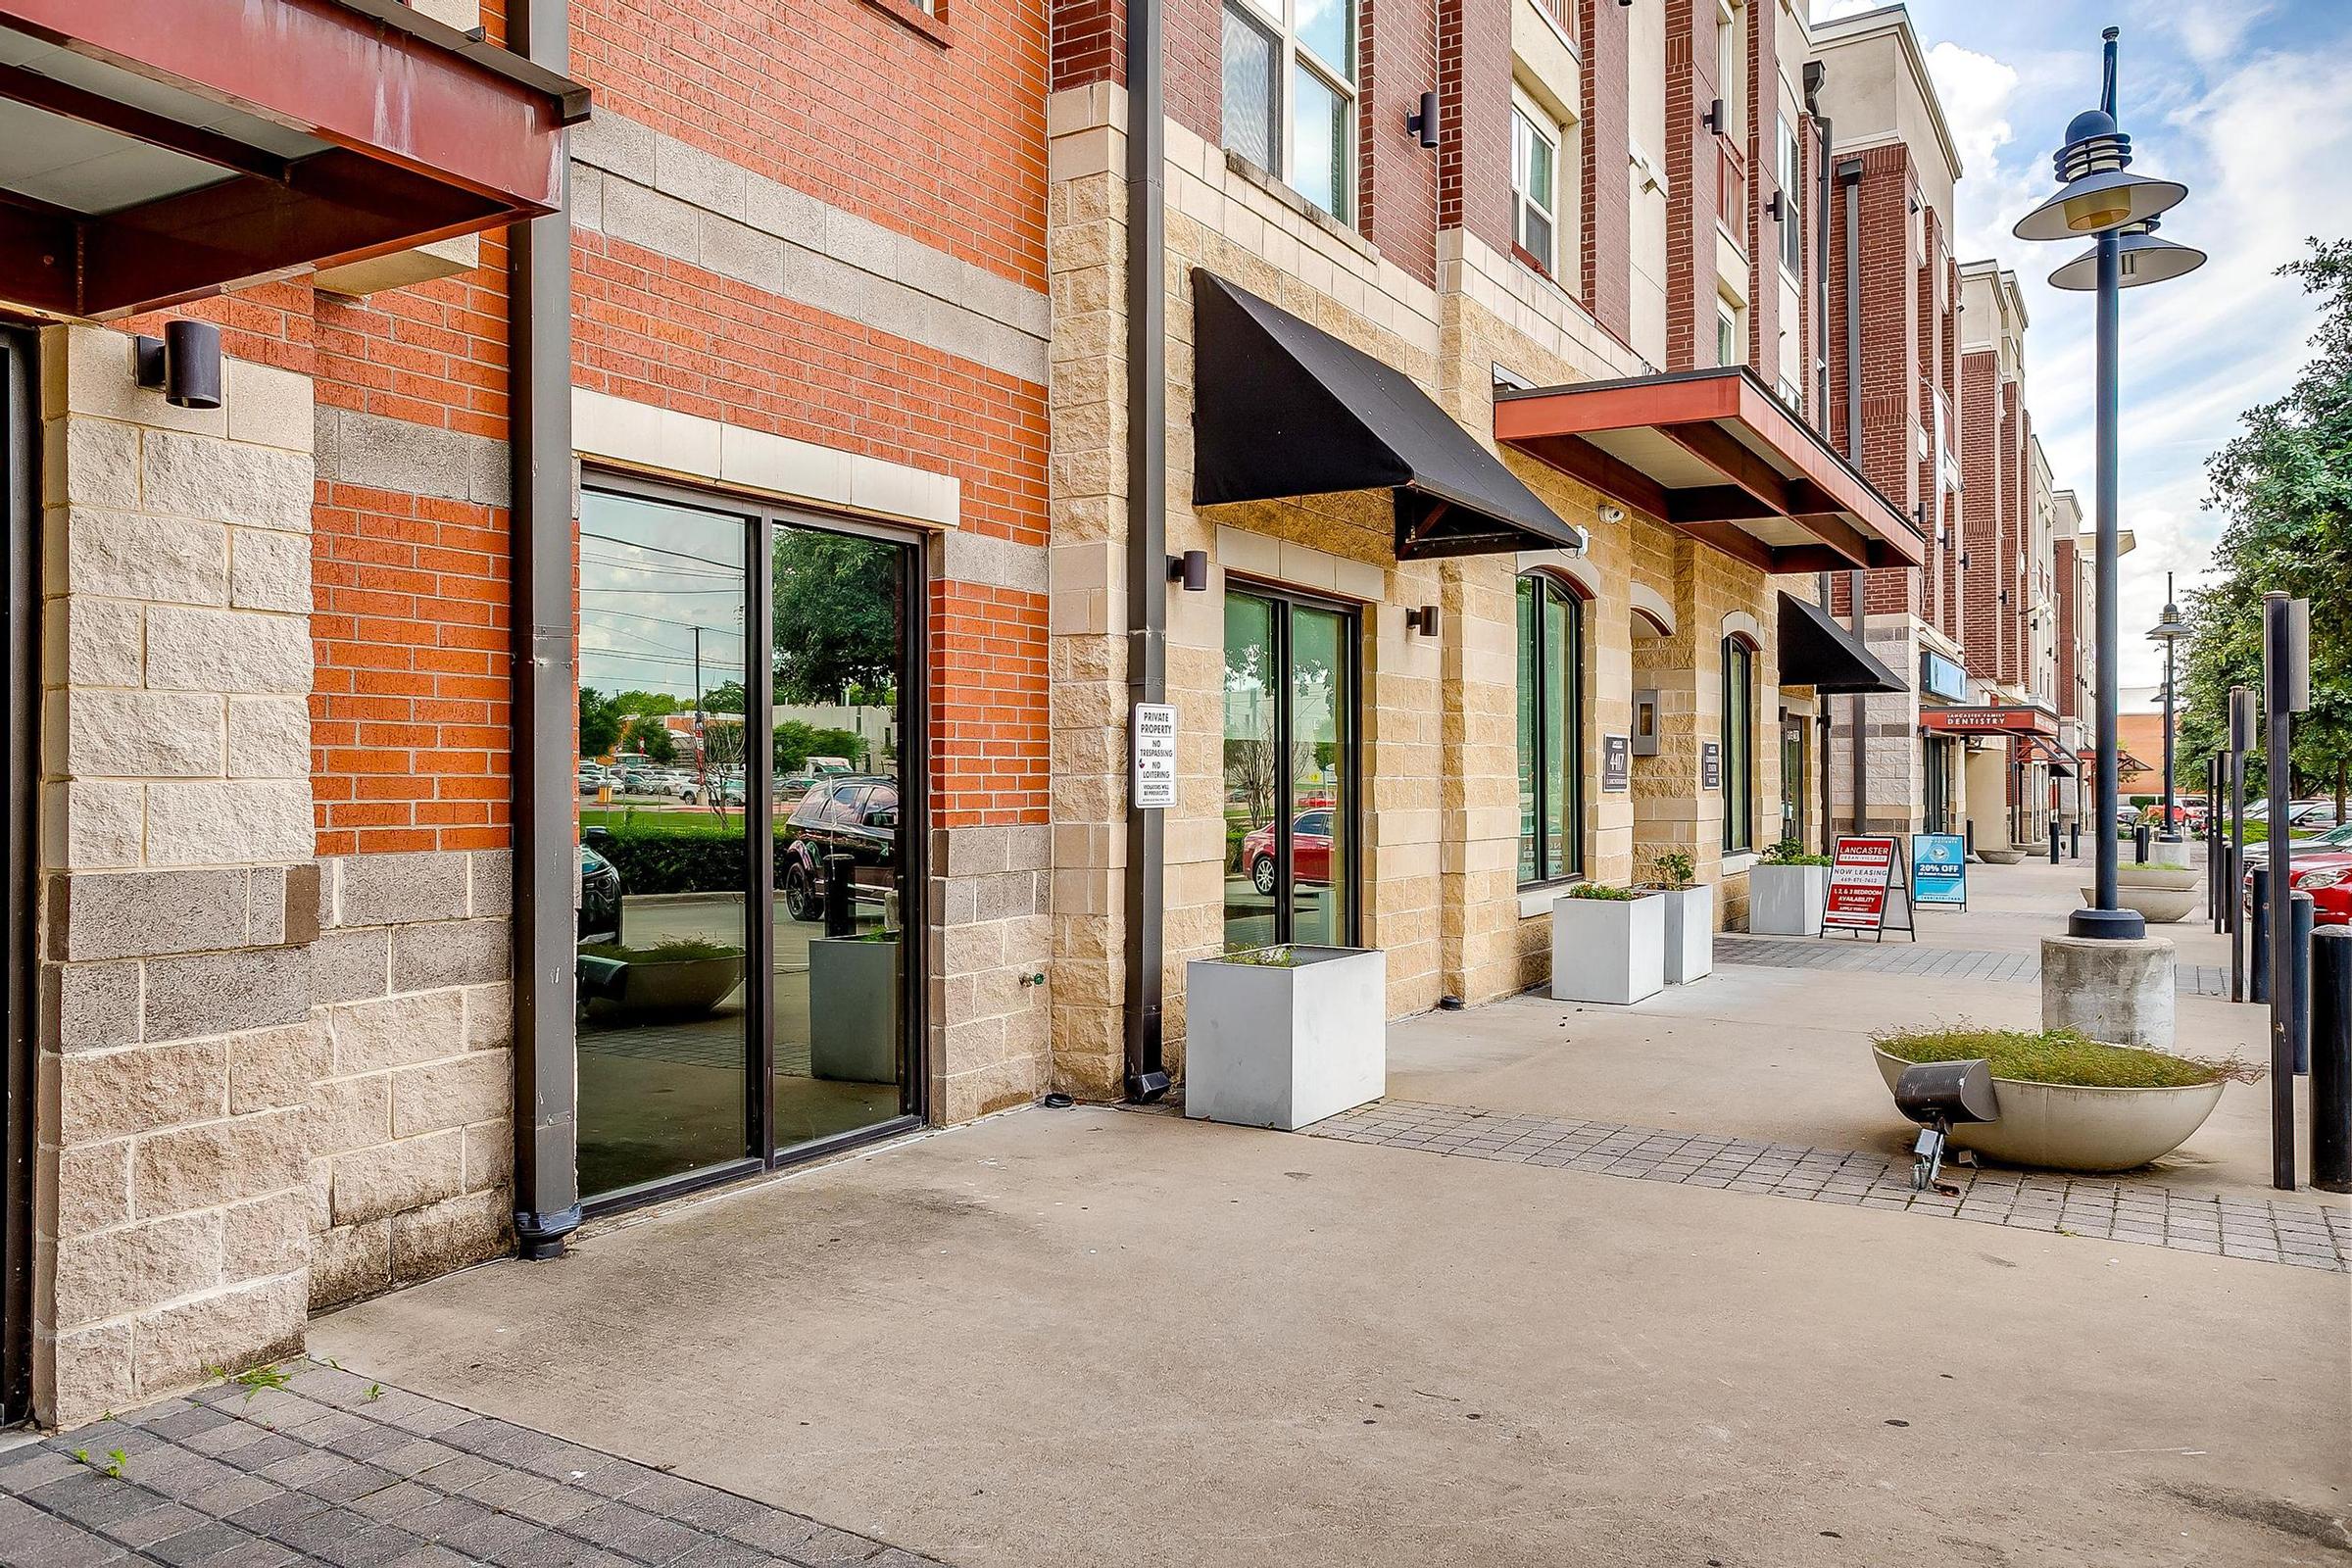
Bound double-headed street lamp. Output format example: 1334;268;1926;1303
2013;26;2203;940
2146;575;2189;843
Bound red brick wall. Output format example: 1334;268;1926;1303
1579;0;1632;341
1958;348;2002;680
1361;0;1442;280
1997;380;2021;684
1662;0;1719;371
1842;146;1918;620
2054;536;2082;719
572;0;1048;292
1439;0;1515;261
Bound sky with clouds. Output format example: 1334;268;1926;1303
1811;0;2352;684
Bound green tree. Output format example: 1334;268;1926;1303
629;721;679;767
773;528;901;704
702;678;747;714
577;687;623;760
774;721;867;773
2180;238;2352;820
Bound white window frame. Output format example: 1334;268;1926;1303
1716;297;1743;368
1775;112;1803;276
1223;0;1358;221
1715;0;1745;143
1511;102;1561;274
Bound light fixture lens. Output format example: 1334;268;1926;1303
2061;187;2132;232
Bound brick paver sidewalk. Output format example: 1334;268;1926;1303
0;1360;948;1568
1715;934;2231;996
1311;1100;2352;1271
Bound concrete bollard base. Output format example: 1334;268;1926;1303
2042;934;2177;1048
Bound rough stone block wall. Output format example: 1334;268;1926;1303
35;326;321;1427
306;852;514;1310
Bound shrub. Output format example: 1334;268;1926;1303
1564;883;1638;901
1873;1024;2259;1089
1649;850;1696;890
1760;836;1831;867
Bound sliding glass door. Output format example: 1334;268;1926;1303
574;478;922;1210
1223;586;1358;953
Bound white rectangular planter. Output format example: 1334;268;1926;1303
1549;893;1666;1004
1184;946;1386;1131
1659;884;1713;983
1747;862;1828;935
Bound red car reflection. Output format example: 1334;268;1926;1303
2284;853;2352;926
1241;808;1335;894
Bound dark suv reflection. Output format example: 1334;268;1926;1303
780;776;899;921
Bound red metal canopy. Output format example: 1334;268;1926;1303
0;0;588;318
1494;367;1926;575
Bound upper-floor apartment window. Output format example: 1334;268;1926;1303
1775;114;1803;274
1224;0;1358;221
1714;1;1746;143
1511;105;1559;273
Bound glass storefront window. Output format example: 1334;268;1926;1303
1515;573;1583;884
1223;588;1357;952
1722;638;1754;853
575;483;920;1210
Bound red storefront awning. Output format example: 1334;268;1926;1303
1921;705;2060;738
0;0;589;318
1494;367;1926;575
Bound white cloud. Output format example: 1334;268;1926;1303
1924;41;2019;184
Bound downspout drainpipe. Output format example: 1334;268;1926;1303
509;0;583;1255
1804;65;1832;849
1121;0;1171;1102
1838;158;1866;837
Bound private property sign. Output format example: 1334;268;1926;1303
1823;835;1901;932
1131;703;1177;808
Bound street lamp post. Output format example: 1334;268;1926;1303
2013;26;2200;940
2147;576;2188;843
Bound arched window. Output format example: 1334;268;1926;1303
1516;573;1585;884
1722;636;1756;853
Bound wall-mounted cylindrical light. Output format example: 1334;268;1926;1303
1167;549;1209;592
1404;606;1441;639
133;319;223;410
1404;91;1439;151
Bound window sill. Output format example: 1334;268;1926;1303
859;0;950;46
1222;151;1375;262
1721;853;1757;875
1517;878;1585;919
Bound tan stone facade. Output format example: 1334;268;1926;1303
1043;89;1794;1096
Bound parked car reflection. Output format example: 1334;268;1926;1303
779;776;899;921
579;841;622;940
1238;808;1335;895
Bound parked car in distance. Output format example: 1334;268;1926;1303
2248;851;2352;928
578;764;609;796
2243;820;2352;867
778;776;899;920
579;841;622;939
1239;808;1336;895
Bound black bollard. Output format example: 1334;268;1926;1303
2049;820;2061;863
2249;863;2271;1004
822;852;856;938
2133;822;2152;864
2070;820;2080;859
2313;927;2351;1193
2290;891;2315;1076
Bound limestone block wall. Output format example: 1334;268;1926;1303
34;325;321;1426
926;821;1054;1123
306;851;514;1310
1828;615;1928;838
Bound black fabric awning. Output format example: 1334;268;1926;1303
1190;269;1587;560
1776;593;1907;694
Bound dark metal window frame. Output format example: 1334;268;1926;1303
1;327;36;1425
575;468;929;1220
1722;635;1756;853
1516;569;1587;889
1224;577;1363;951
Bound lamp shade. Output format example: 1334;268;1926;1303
2049;229;2207;291
2145;604;2188;642
2013;168;2186;242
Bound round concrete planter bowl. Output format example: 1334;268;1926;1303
1873;1047;2224;1172
2080;864;2199;923
1978;847;2028;865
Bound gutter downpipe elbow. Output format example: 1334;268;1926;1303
1121;0;1172;1102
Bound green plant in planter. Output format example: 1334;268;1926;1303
1564;883;1638;901
1649;851;1696;890
1220;945;1304;967
1759;836;1831;867
1873;1024;2260;1089
578;937;746;963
